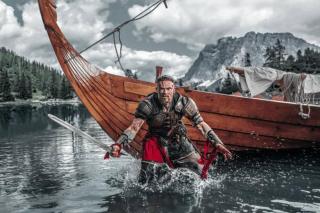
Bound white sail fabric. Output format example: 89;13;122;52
238;67;320;103
239;67;285;96
304;74;320;94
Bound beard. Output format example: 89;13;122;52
159;95;172;106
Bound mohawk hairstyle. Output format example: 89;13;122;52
156;75;175;84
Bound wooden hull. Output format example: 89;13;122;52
38;0;320;158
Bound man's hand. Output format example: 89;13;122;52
216;143;232;161
109;133;129;158
110;143;122;158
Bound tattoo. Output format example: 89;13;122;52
122;118;144;143
196;121;223;146
130;118;145;132
196;123;206;135
196;121;211;136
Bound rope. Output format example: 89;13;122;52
112;29;125;71
299;103;311;119
282;73;312;119
74;0;168;72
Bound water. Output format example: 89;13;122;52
1;104;320;213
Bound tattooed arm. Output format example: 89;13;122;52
110;118;145;157
196;121;223;146
116;118;145;145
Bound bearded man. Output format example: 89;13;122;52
111;75;232;182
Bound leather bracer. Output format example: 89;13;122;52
207;130;223;147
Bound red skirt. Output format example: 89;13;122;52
142;137;166;163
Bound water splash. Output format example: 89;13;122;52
115;159;226;211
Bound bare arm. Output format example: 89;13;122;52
183;96;232;160
116;118;145;145
196;121;232;160
196;121;223;146
182;97;224;146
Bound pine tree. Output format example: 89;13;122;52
18;73;28;99
0;68;3;95
292;48;320;74
284;55;295;72
274;39;286;67
1;69;15;101
244;53;252;67
26;75;33;99
263;39;286;69
263;47;276;67
49;70;59;98
59;77;72;99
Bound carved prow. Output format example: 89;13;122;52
38;0;57;30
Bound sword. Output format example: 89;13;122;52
48;114;126;156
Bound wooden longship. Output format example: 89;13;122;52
39;0;320;158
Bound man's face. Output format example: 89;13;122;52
157;80;175;106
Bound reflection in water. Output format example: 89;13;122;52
0;104;88;136
1;104;320;212
0;104;93;212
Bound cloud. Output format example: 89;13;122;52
0;0;116;66
83;42;192;81
0;1;57;66
128;0;320;49
0;2;21;42
0;0;192;81
56;0;115;50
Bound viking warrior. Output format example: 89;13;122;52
110;75;232;182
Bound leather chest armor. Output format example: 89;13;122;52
148;110;182;137
135;92;204;138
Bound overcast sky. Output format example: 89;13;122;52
1;0;320;81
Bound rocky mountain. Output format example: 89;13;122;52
183;32;320;86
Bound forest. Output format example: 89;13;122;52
249;39;320;74
0;47;73;102
1;40;320;102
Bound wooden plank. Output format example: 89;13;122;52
199;111;320;142
124;81;155;96
126;101;138;114
181;88;320;127
192;132;315;151
109;76;149;101
99;74;112;93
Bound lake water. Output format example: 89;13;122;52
1;104;320;213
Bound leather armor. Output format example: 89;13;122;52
135;92;203;138
135;92;203;160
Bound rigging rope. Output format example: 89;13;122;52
113;29;125;71
76;0;168;72
282;73;313;119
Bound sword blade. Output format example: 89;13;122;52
48;114;112;152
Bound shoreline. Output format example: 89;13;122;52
0;98;81;107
